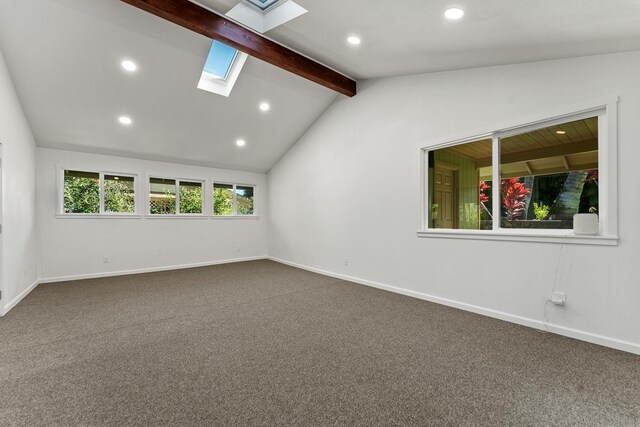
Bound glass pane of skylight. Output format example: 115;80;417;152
203;40;238;80
245;0;285;11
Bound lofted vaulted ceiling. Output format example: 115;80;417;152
1;0;639;172
0;0;338;173
198;0;640;80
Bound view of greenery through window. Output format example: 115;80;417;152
105;175;135;213
237;186;254;215
63;172;254;216
64;171;136;214
480;171;598;230
428;116;599;230
495;116;598;229
213;183;234;215
179;181;203;214
149;178;176;215
64;170;100;213
213;184;255;215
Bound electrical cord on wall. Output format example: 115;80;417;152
539;232;572;334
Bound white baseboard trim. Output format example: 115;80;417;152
268;256;640;356
2;279;40;317
39;256;268;284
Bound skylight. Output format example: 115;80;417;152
244;0;286;12
203;41;239;80
198;40;248;97
226;0;307;34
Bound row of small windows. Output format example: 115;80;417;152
62;170;255;216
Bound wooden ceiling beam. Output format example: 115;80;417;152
120;0;357;97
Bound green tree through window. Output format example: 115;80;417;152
213;184;233;215
64;171;100;213
179;182;203;214
104;175;135;213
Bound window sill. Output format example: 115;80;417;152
145;215;208;219
56;214;142;219
417;229;618;246
211;215;260;220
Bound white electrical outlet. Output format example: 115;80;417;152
344;258;349;266
551;291;566;306
236;246;240;253
103;256;110;264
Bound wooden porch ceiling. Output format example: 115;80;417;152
442;117;599;179
447;117;598;162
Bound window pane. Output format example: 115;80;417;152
179;181;203;214
428;139;493;230
149;178;176;215
500;117;598;229
236;186;254;215
104;175;135;213
63;170;99;213
213;183;233;216
203;41;238;80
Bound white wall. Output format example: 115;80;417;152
0;48;39;315
268;51;640;354
38;148;268;281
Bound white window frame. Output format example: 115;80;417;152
146;176;207;218
57;168;140;218
197;51;249;98
212;182;258;218
418;98;619;246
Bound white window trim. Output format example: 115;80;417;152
146;176;207;218
212;182;258;217
57;168;141;218
418;97;619;246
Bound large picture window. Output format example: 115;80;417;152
421;102;618;245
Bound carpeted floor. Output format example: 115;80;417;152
0;260;638;426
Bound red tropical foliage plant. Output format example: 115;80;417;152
583;169;599;186
479;181;493;220
501;178;530;220
479;181;490;204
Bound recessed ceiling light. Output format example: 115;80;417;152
259;102;270;112
236;139;246;147
118;116;133;126
556;130;566;135
347;36;361;46
444;7;465;20
121;60;138;72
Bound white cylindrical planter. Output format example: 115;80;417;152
573;213;599;235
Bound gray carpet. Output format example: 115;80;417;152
0;260;638;426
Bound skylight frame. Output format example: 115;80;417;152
197;40;248;97
243;0;287;12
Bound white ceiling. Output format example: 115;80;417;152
1;0;640;172
0;0;337;173
200;0;640;80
